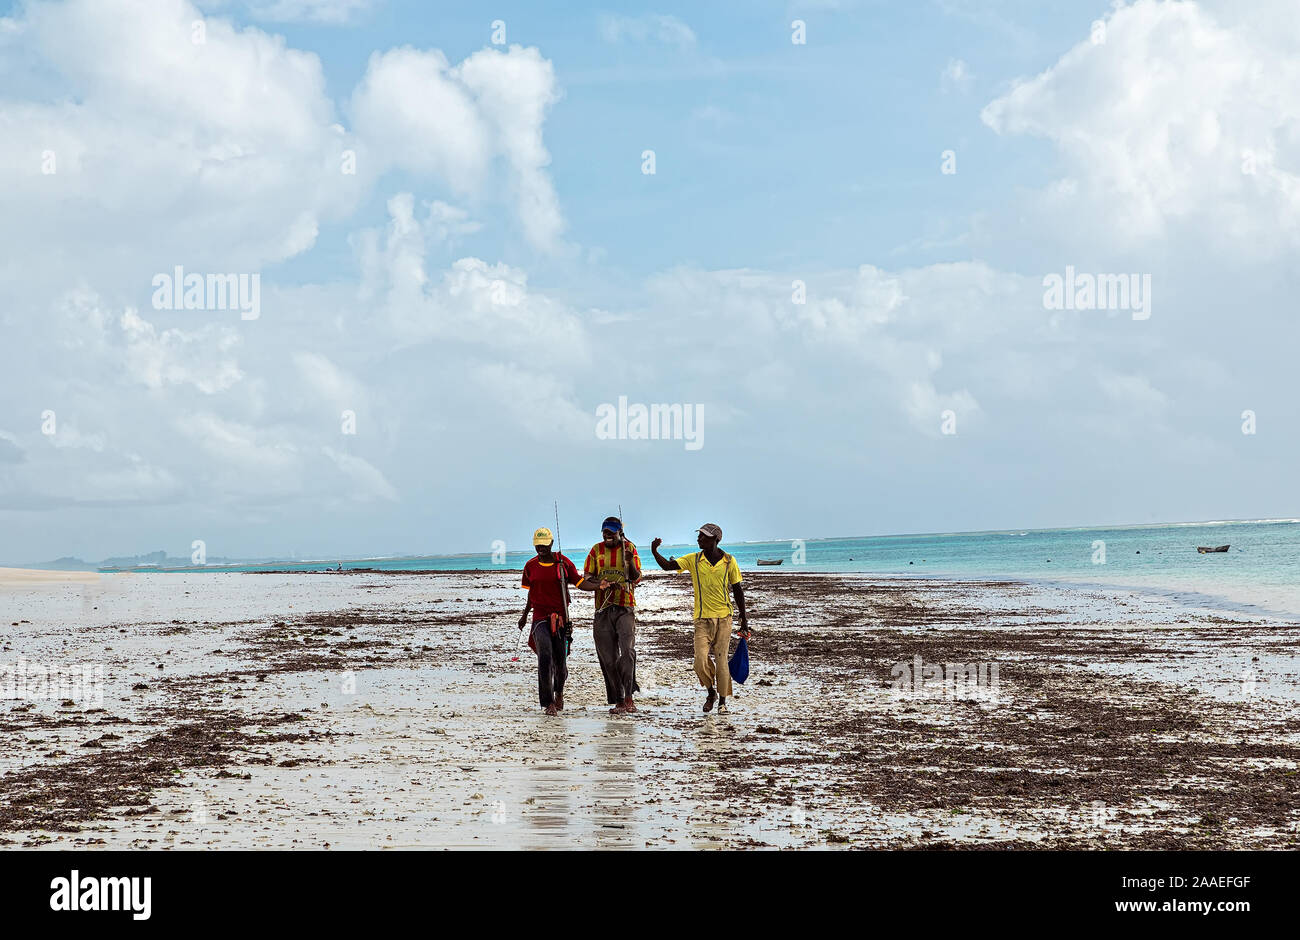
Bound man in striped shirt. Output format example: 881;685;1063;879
585;516;642;714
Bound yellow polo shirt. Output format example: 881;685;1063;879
675;551;742;619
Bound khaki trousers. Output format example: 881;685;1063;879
693;615;733;698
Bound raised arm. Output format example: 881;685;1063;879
649;537;678;571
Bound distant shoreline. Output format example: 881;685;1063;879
18;515;1300;574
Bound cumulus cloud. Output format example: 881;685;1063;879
0;0;577;552
349;48;493;195
120;309;244;394
470;363;594;443
1;0;567;298
177;413;298;475
350;44;566;251
0;0;359;283
354;194;586;359
981;0;1300;256
5;0;1297;561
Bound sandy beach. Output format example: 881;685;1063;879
1;568;1298;849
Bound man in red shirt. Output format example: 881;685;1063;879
584;516;643;714
518;526;584;716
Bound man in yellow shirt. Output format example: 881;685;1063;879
650;523;749;714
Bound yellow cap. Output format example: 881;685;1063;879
532;527;554;547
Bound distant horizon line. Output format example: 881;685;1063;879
16;515;1300;569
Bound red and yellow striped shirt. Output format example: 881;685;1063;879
583;540;642;608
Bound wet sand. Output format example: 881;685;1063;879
1;569;1298;849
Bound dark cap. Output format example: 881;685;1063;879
696;523;722;541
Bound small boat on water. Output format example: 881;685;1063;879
1196;545;1230;554
756;559;783;566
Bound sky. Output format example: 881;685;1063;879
3;0;1300;563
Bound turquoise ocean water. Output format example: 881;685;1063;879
114;519;1300;620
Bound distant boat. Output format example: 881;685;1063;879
756;559;783;566
1196;545;1230;554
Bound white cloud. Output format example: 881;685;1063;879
85;455;182;501
941;57;973;93
1;0;359;282
426;200;483;244
470;363;593;443
350;44;566;252
245;0;377;24
1097;371;1168;415
7;0;1298;561
902;382;981;436
354;195;587;359
349;47;493;196
47;425;107;452
120;308;244;394
177;413;298;474
981;0;1300;256
455;46;565;252
1;0;567;298
599;13;697;48
0;431;23;464
292;351;364;409
641;263;1035;434
321;446;399;501
0;0;575;546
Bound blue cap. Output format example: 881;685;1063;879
601;517;623;533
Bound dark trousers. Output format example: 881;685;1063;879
532;620;567;707
593;606;637;704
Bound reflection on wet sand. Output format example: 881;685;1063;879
687;715;739;849
590;720;637;848
519;717;638;847
522;718;576;844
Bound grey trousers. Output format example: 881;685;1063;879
593;606;638;703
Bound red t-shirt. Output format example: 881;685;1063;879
522;554;583;621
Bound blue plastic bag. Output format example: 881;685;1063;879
728;636;750;685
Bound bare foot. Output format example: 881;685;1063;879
555;693;564;712
544;703;558;716
623;696;637;713
609;702;627;715
703;688;716;712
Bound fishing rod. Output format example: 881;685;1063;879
512;562;529;662
554;500;571;626
513;504;573;662
512;619;527;662
619;502;637;585
512;525;532;662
